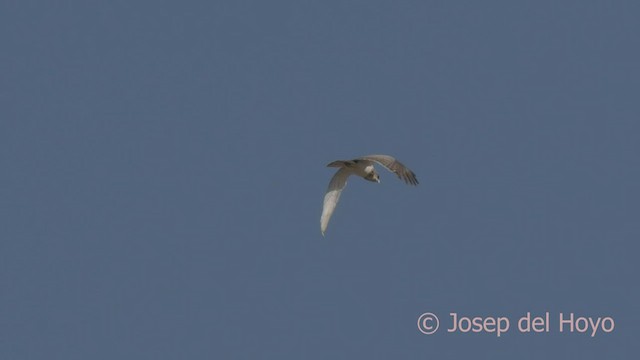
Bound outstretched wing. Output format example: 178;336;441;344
320;167;351;236
357;155;418;185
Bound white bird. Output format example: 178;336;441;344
320;154;418;235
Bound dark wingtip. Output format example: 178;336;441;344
411;173;419;186
402;171;419;186
392;167;418;186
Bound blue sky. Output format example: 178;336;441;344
2;1;639;358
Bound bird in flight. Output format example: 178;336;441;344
320;154;418;235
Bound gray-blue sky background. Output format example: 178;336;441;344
2;1;639;358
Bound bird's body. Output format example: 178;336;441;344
327;159;379;182
320;154;418;235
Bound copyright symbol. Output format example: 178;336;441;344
417;312;439;335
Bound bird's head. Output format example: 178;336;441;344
365;170;380;183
